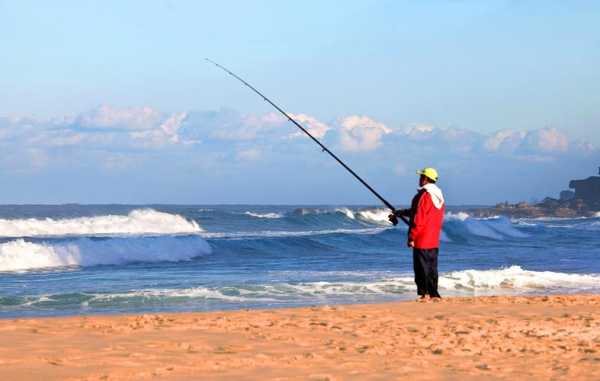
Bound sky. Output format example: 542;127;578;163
0;0;599;205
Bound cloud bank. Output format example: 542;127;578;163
0;105;597;204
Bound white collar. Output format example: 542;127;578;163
420;183;445;209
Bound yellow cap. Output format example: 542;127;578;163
416;167;439;182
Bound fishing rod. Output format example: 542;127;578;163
206;59;409;226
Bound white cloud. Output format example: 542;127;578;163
402;124;483;153
160;112;188;138
242;112;285;128
288;113;330;139
484;129;527;152
339;115;392;152
78;105;163;130
1;106;597;181
130;112;188;146
43;132;84;147
405;124;436;140
485;128;570;156
182;110;329;143
521;128;569;153
209;112;283;141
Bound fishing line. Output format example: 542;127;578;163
206;59;409;226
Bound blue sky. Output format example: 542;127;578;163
1;1;599;205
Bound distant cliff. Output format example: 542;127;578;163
569;171;600;206
469;167;600;218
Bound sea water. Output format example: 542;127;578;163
1;204;599;318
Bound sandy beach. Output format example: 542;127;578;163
1;294;599;380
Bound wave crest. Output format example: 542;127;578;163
0;236;212;272
0;209;202;238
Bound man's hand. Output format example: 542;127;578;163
407;240;415;248
388;214;398;226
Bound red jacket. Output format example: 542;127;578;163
408;188;445;249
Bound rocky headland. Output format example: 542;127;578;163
468;198;599;219
467;167;600;218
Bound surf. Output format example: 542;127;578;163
5;266;599;311
0;236;212;272
0;208;202;238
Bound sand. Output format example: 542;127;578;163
1;295;599;380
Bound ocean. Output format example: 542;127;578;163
1;204;599;318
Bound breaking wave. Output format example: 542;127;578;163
444;212;528;240
0;236;212;272
354;209;391;225
0;209;202;238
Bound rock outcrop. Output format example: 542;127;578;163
469;167;600;218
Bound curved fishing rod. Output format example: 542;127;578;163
206;59;409;226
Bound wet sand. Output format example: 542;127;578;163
1;294;599;380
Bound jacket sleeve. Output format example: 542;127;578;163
394;209;411;218
409;192;433;242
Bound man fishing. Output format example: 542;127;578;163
208;61;446;300
389;168;445;300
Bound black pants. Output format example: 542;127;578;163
413;248;441;298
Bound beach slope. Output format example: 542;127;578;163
1;295;599;380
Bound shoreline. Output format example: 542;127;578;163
1;289;592;321
1;294;599;380
0;290;594;321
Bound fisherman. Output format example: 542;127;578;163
389;168;445;300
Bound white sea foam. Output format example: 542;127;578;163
0;236;212;272
356;208;392;225
244;211;284;219
256;267;600;297
295;207;386;223
331;207;392;225
438;266;600;292
527;216;591;222
335;207;356;220
294;207;395;226
90;287;250;303
0;209;202;238
445;211;471;221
